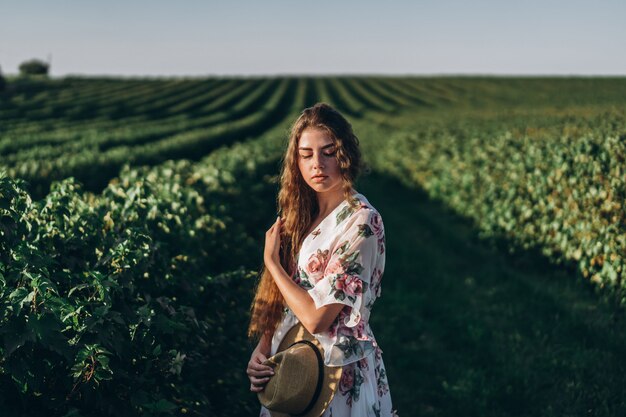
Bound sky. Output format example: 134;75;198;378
1;0;625;77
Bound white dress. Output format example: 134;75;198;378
259;192;398;417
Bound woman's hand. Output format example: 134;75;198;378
264;216;282;268
247;343;275;393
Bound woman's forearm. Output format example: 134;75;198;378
266;260;319;334
256;329;272;355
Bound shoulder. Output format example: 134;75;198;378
342;195;384;235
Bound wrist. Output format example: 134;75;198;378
265;258;280;277
258;333;272;354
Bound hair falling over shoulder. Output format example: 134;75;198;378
246;102;368;345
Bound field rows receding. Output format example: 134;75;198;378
1;79;277;159
1;75;626;417
2;78;298;196
1;76;444;197
3;76;626;201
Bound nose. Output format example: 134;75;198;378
312;153;325;169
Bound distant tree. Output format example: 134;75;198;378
0;65;5;91
19;59;49;76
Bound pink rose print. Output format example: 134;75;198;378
370;268;383;298
306;254;322;274
325;308;353;338
339;362;363;407
353;319;369;341
334;274;363;301
339;365;355;393
335;274;363;297
336;322;354;338
371;213;384;238
344;275;363;297
326;258;344;275
306;249;329;283
334;274;347;290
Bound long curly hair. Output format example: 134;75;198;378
247;102;368;345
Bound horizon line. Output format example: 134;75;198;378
4;72;626;80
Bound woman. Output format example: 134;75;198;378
246;103;397;416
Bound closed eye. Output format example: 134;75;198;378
300;151;336;159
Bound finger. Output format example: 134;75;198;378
248;363;275;375
249;362;274;373
250;368;275;378
250;376;272;385
250;384;265;392
248;355;274;372
251;357;273;369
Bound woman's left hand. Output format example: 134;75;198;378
264;216;282;267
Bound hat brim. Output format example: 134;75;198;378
260;323;342;417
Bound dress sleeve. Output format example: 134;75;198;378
307;209;379;328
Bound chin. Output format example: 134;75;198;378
310;184;327;191
310;182;339;192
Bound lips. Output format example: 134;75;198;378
311;175;328;180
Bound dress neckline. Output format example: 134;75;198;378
303;191;360;242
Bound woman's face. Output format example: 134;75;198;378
297;127;343;194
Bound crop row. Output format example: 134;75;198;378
361;105;626;303
2;76;425;197
0;98;300;415
2;77;298;198
2;75;512;136
0;79;275;160
2;77;626;415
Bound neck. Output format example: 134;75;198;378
316;187;354;217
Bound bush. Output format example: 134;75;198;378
18;59;49;76
367;108;626;303
0;162;273;416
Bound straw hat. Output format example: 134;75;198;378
258;322;342;417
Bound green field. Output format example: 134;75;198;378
1;76;626;416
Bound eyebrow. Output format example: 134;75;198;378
298;143;335;151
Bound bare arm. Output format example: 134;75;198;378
266;261;344;334
264;217;344;334
257;330;272;355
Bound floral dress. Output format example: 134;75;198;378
259;192;398;417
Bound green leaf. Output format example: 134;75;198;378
142;399;177;413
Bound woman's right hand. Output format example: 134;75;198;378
247;344;275;393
